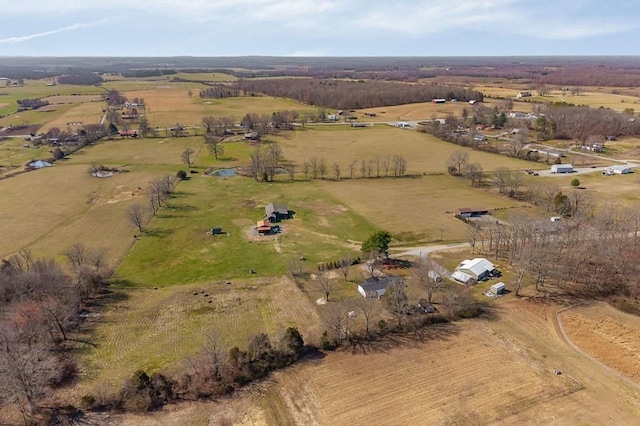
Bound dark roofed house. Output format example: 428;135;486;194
265;203;291;222
256;219;272;235
357;275;401;298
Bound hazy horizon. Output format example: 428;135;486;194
1;1;639;57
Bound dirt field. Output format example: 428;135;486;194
100;298;640;425
260;299;640;425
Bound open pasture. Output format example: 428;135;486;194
357;101;472;122
0;80;105;116
39;101;104;133
0;137;52;170
116;175;375;287
277;126;534;174
171;72;237;82
0;135;212;262
121;88;318;127
76;276;320;393
0;162;165;263
320;176;523;243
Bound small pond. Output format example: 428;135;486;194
210;168;237;177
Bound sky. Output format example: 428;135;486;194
1;0;639;57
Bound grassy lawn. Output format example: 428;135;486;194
116;176;375;287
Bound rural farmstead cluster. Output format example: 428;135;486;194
2;2;640;423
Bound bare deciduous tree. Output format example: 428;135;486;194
317;273;334;302
127;204;147;232
336;256;353;281
181;147;195;168
384;280;408;326
356;296;380;335
448;151;469;176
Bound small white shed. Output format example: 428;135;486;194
490;282;506;295
551;164;573;174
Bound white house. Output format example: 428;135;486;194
452;270;475;285
395;121;410;128
456;258;495;282
358;276;401;298
551;164;573;174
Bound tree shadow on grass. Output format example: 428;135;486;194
345;321;462;355
143;228;173;238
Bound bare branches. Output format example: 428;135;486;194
127;204;148;232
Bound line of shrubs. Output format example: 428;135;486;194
80;327;307;413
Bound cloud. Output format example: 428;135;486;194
0;22;99;44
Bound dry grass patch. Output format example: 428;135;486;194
120;89;317;127
75;276;319;394
39;101;104;133
320;177;523;243
276;126;533;175
560;303;640;383
0;163;162;262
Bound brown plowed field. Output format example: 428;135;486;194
267;299;640;425
98;299;640;425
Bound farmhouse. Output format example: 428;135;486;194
432;98;446;104
454;208;489;218
265;203;291;222
516;91;532;98
357;275;401;298
256;219;272;235
456;258;495;282
551;164;573;174
244;131;260;141
451;270;475;285
396;122;410;128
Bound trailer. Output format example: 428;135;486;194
489;282;506;295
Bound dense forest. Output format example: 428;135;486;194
236;79;483;110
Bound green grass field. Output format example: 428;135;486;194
4;75;640;413
0;80;105;116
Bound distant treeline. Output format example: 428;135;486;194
120;69;178;78
199;84;241;99
58;72;103;85
17;98;49;110
236;79;483;110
